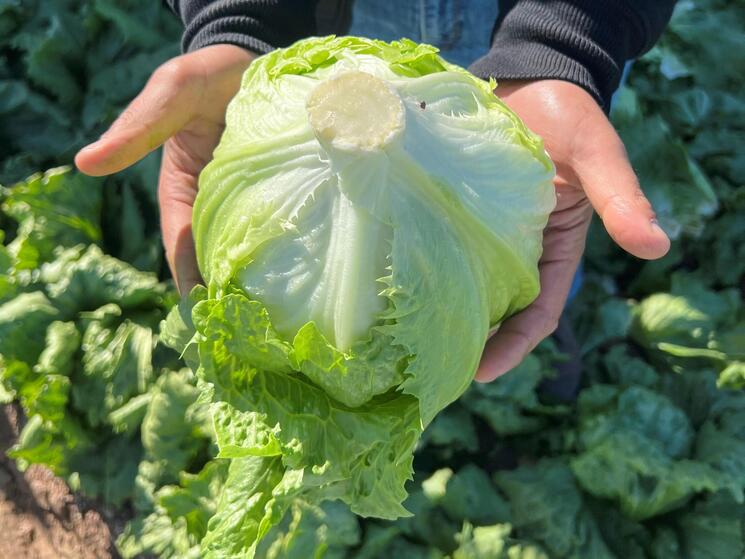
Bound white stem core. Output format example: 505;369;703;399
307;71;405;152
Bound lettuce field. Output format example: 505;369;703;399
1;1;744;558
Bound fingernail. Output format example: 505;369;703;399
650;217;667;236
79;141;100;152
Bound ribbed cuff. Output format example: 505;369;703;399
469;0;651;112
184;15;276;54
170;0;318;55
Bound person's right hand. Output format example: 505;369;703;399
75;44;255;294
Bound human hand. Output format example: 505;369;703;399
75;44;255;294
476;80;670;382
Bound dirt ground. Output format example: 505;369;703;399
0;405;123;559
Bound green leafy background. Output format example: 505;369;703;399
1;0;743;557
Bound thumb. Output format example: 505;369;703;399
75;57;203;177
574;123;670;260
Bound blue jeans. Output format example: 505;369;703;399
348;0;498;68
348;0;636;306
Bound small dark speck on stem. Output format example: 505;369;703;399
419;100;426;109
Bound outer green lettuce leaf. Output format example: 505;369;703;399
119;511;203;559
381;180;489;425
135;368;212;506
572;432;725;520
119;460;229;559
5;322;91;476
212;403;282;460
201;456;287;559
70;434;143;505
17;354;73;426
7;4;85;106
571;385;740;520
0;166;102;269
159;284;208;370
0;81;75;171
693;390;745;497
656;368;723;430
676;492;745;559
11;411;142;506
599;346;660;388
354;524;443;559
495;460;615;559
577;298;634;355
717;361;745;390
73;310;155;427
1;361;35;409
291;322;407;407
418;404;479;457
8;413;90;473
577;385;693;457
259;500;360;559
196;292;420;522
115;179;164;273
108;392;152;434
588;502;652;559
158;461;231;545
20;375;70;424
452;523;549;559
0;291;59;363
395;472;460;553
46;244;166;314
692;204;745;290
0;229;178;510
0;379;13;404
194;292;293;374
631;274;743;386
460;351;566;436
439;464;511;526
0;231;17;304
632;293;713;351
34;320;80;376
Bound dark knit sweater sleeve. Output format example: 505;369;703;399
469;0;677;111
165;0;318;55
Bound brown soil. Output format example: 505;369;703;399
0;405;123;559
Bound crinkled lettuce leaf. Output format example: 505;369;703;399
194;290;421;521
119;460;230;559
452;523;548;559
631;274;744;388
0;166;102;270
495;459;615;559
572;384;745;521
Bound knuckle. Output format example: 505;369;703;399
534;307;561;340
154;56;194;89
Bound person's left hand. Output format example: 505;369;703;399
476;79;671;382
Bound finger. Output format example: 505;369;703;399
75;56;203;177
572;119;670;260
476;259;576;382
476;193;591;382
159;140;202;294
